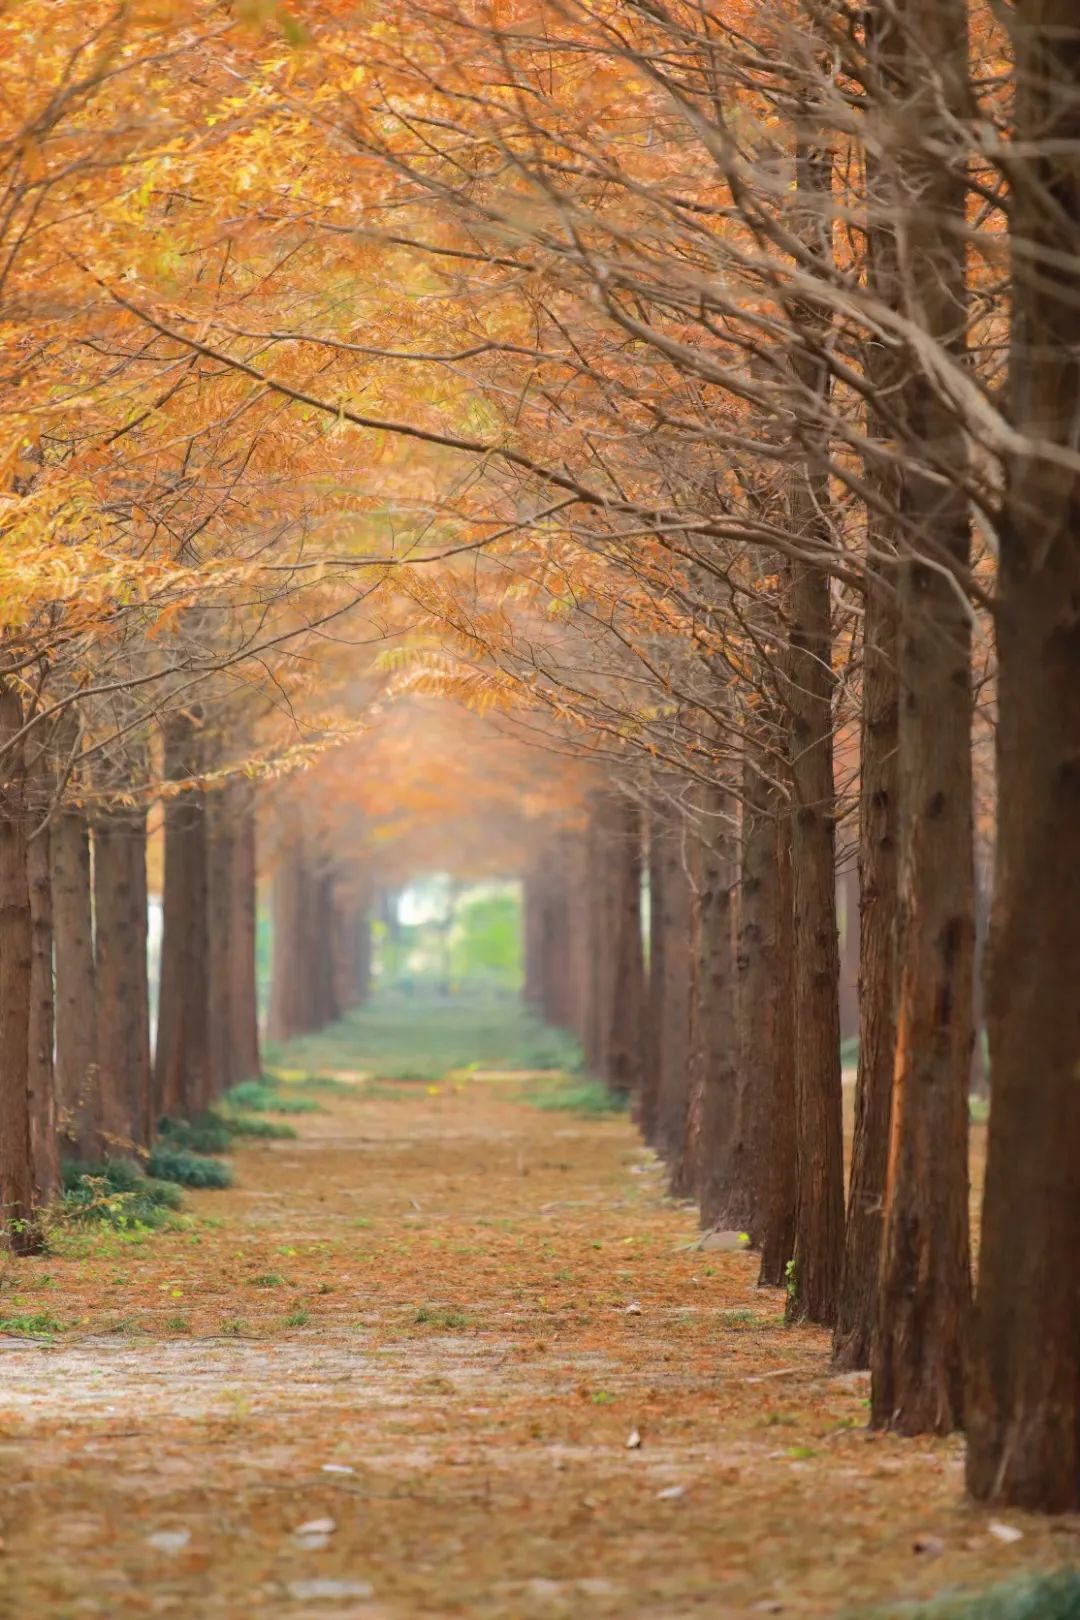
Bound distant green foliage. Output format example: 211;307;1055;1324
450;891;522;988
266;987;584;1082
526;1077;629;1117
224;1079;323;1114
146;1147;233;1189
61;1160;183;1229
856;1572;1080;1619
840;1034;859;1067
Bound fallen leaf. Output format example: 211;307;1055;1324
146;1529;191;1555
988;1521;1023;1545
626;1428;641;1449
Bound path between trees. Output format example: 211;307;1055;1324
0;1070;1071;1617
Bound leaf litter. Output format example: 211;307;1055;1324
0;1073;1075;1616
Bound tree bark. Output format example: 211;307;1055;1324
653;803;696;1174
697;770;745;1232
206;781;236;1099
0;685;37;1250
228;780;261;1083
966;0;1080;1512
26;813;59;1205
52;805;99;1161
605;797;645;1097
870;0;974;1435
154;711;210;1120
834;568;899;1368
736;727;796;1277
95;805;152;1152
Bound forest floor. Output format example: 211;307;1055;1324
1;995;1077;1620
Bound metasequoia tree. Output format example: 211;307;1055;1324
967;0;1080;1512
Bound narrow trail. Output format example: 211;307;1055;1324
0;1063;1070;1618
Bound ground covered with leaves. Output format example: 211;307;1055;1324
1;996;1077;1618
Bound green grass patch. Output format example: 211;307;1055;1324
146;1147;233;1189
525;1077;629;1117
248;1271;286;1289
265;988;584;1083
0;1310;63;1339
856;1571;1080;1619
283;1308;311;1327
224;1079;323;1115
415;1304;473;1329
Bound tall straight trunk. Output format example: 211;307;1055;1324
228;780;261;1082
605;797;645;1097
697;769;745;1231
653;804;695;1171
95;805;152;1152
870;0;974;1436
756;803;798;1287
52;805;99;1160
154;711;210;1121
311;866;341;1030
268;832;307;1042
736;727;795;1269
638;812;665;1146
834;568;899;1367
783;127;845;1328
967;1;1080;1513
523;861;545;1011
206;782;236;1099
27;815;59;1205
583;795;617;1082
0;685;36;1250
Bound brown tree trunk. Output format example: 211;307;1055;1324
785;547;845;1325
228;780;261;1082
966;0;1080;1513
755;801;798;1288
638;812;665;1146
95;805;152;1152
653;804;696;1175
154;712;210;1120
870;0;974;1437
52;805;99;1161
834;568;899;1368
0;685;37;1250
206;782;236;1099
697;769;745;1232
605;797;645;1097
27;816;59;1204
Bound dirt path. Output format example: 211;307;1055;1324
0;1075;1074;1618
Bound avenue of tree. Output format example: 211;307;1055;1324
0;0;1077;1518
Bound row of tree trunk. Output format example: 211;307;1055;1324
0;703;263;1250
267;816;372;1042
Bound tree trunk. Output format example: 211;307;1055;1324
870;0;974;1436
638;812;665;1146
834;568;899;1368
52;805;99;1161
756;801;798;1287
966;0;1080;1513
838;864;859;1045
653;804;696;1174
697;770;745;1232
154;712;210;1120
95;805;152;1152
228;780;261;1082
206;782;236;1099
0;685;37;1250
605;797;645;1097
736;728;795;1276
27;816;59;1205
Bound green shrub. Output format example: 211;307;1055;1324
159;1110;297;1150
856;1571;1080;1619
60;1161;183;1229
146;1147;233;1189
